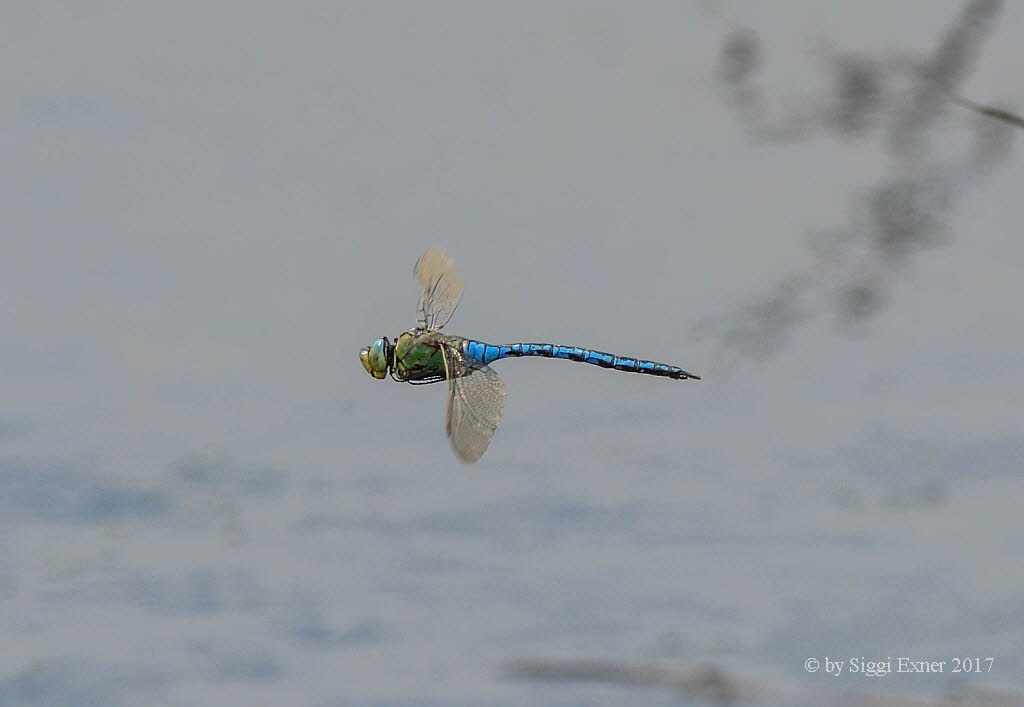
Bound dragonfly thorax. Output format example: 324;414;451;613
391;331;448;383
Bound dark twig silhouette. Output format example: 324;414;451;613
951;94;1024;129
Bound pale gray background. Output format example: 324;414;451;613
2;2;1022;705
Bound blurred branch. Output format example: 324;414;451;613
889;0;1004;157
503;658;1024;706
951;94;1024;128
698;0;1013;361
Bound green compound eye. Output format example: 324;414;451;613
359;338;389;379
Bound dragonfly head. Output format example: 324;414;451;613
359;337;392;379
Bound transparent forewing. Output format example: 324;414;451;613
414;247;465;332
441;344;507;463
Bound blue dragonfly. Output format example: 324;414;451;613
360;248;700;462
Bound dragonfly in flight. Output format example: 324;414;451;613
360;248;700;462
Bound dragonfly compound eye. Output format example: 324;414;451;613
359;338;389;379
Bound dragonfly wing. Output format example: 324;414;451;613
414;247;464;332
441;344;507;463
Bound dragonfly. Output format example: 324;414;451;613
360;247;700;463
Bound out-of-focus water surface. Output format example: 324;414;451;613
2;2;1023;705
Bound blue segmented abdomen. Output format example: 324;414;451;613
462;340;699;380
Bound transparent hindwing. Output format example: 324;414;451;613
414;247;465;332
440;342;507;463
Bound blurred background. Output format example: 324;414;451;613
2;2;1022;705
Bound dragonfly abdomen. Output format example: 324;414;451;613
462;340;699;380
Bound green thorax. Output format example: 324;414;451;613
393;331;448;381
